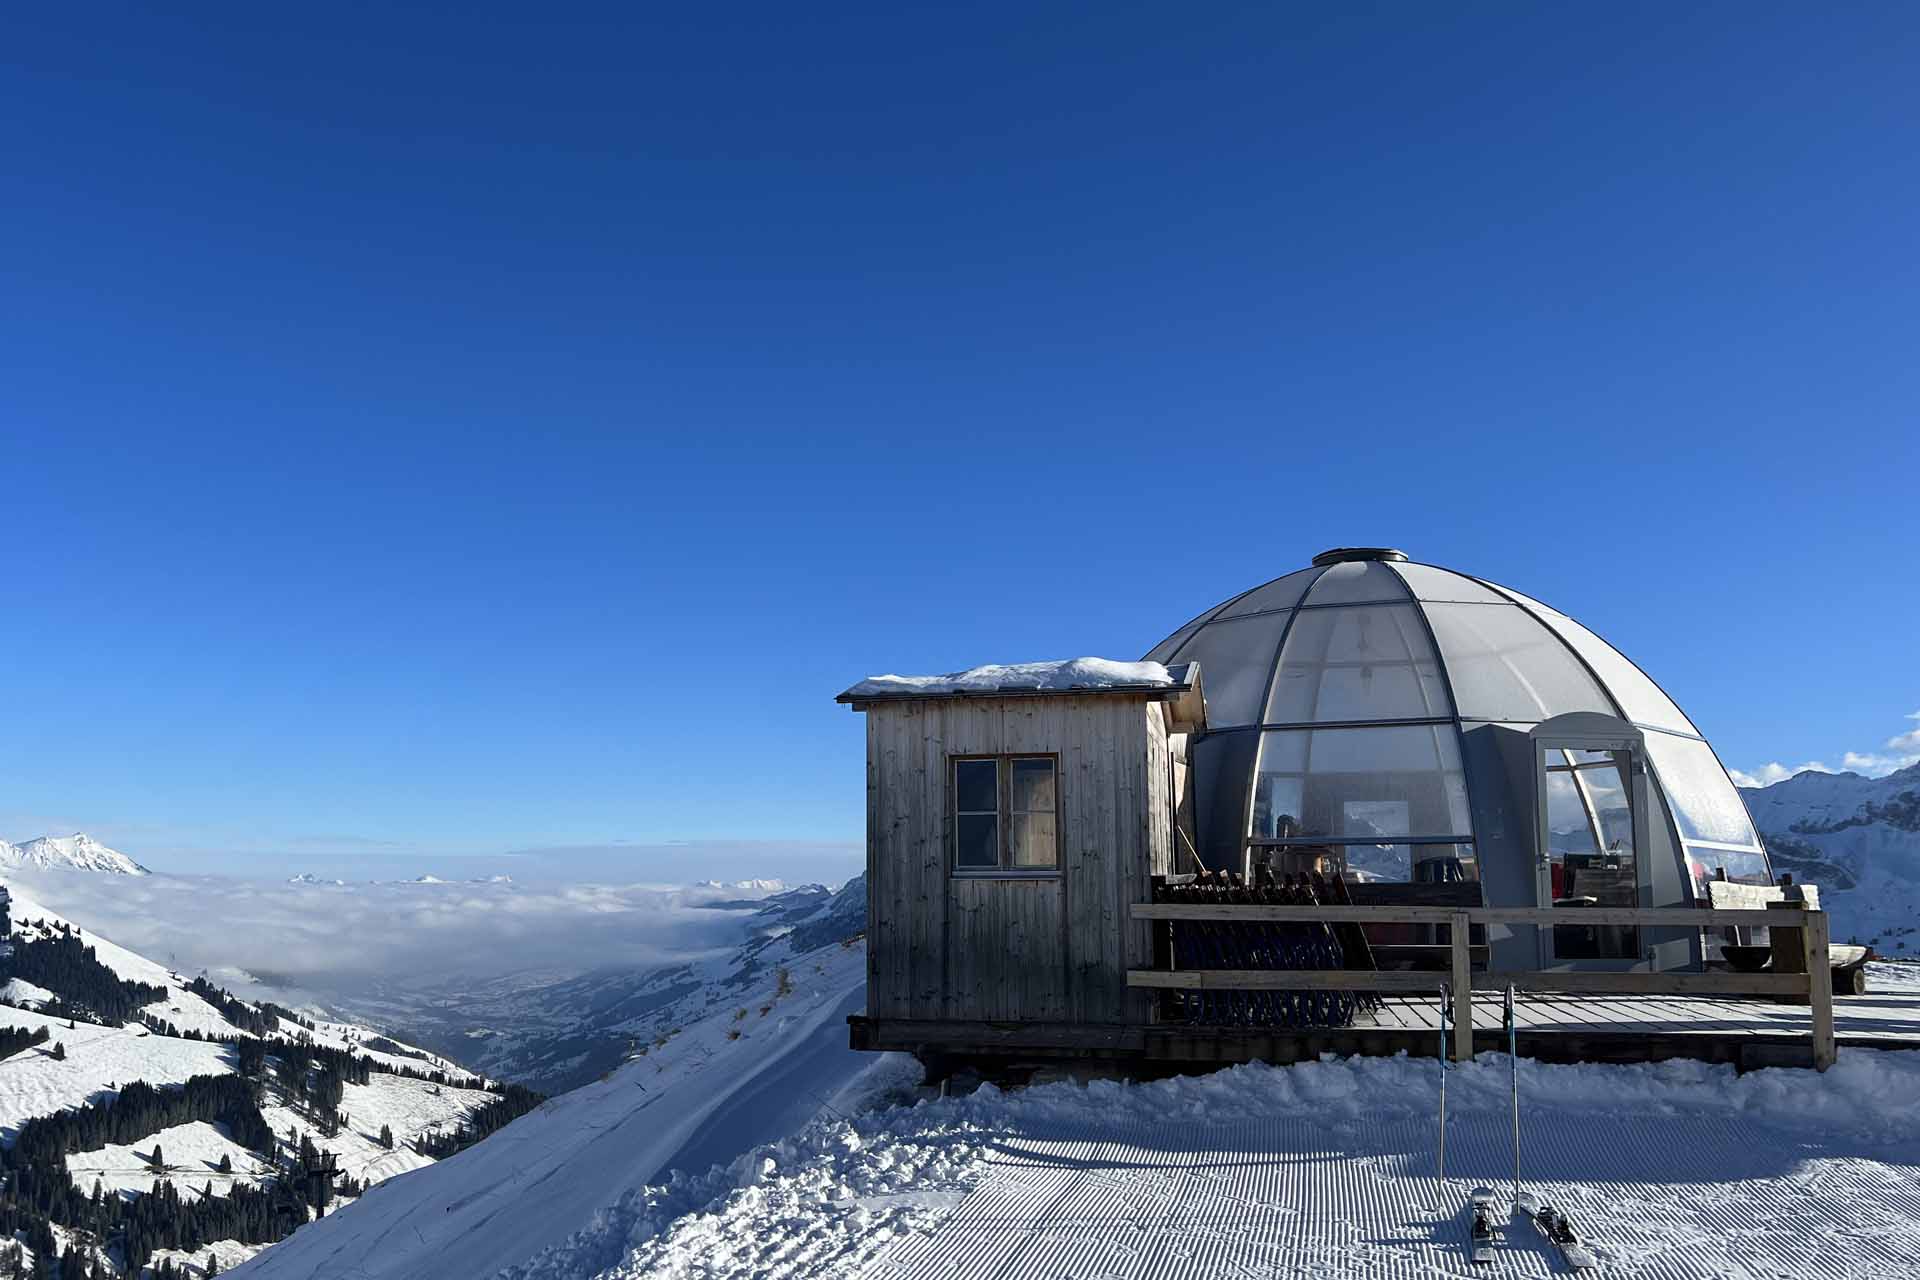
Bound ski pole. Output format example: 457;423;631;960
1508;989;1520;1199
1437;983;1449;1180
1507;983;1520;1207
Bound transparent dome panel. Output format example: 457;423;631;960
1389;562;1509;604
1264;604;1452;723
1527;612;1699;736
1423;603;1612;721
1643;732;1761;848
1258;840;1479;885
1302;560;1411;606
1249;725;1473;842
1169;610;1293;726
1145;617;1207;665
1216;568;1323;619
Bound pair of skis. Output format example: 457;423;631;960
1441;985;1597;1270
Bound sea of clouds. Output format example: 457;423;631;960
2;868;794;992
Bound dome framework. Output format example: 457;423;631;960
1145;550;1768;969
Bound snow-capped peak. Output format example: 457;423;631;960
0;832;150;875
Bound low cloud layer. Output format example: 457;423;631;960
1731;711;1920;788
2;869;789;995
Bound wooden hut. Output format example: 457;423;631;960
837;661;1205;1045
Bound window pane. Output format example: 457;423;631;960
1250;726;1472;841
955;813;999;868
1544;768;1600;856
1010;813;1057;867
1169;610;1292;726
1343;842;1412;883
1683;844;1771;895
1644;733;1761;847
1302;560;1411;605
1264;604;1451;723
1216;568;1322;619
1388;562;1509;604
1535;610;1698;735
1257;841;1477;885
1423;603;1612;722
1010;758;1055;813
1576;760;1635;851
954;759;998;813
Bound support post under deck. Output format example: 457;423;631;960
1806;910;1836;1071
1450;911;1473;1062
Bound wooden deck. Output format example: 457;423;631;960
849;969;1920;1074
1371;983;1920;1047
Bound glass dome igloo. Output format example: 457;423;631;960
1145;548;1769;910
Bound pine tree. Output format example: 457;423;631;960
50;1042;65;1062
378;1123;393;1150
206;1252;221;1276
217;1153;233;1174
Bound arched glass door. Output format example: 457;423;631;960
1531;717;1651;967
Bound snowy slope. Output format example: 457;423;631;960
1741;762;1920;948
0;832;149;875
577;1049;1920;1280
228;889;874;1280
0;1004;234;1140
0;880;525;1277
67;1118;276;1199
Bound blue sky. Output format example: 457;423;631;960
4;3;1915;881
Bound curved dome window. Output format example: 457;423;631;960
1423;603;1612;722
1264;605;1450;724
1301;559;1408;606
1503;592;1700;735
1164;610;1291;726
1144;550;1767;898
1215;567;1323;620
1388;561;1509;604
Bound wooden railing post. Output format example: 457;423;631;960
1805;909;1836;1070
1450;911;1473;1062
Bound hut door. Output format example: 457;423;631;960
1531;728;1651;967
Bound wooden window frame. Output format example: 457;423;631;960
949;753;1060;878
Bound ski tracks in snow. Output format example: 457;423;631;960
588;1051;1920;1280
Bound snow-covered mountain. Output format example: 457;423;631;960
0;878;539;1278
1741;762;1920;951
224;875;878;1280
0;833;150;875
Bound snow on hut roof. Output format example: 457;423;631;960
837;658;1190;703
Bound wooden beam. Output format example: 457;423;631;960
1124;968;1813;997
1126;969;1446;992
1133;903;1465;924
1478;906;1806;927
1475;971;1810;996
1451;911;1473;1062
1806;910;1837;1070
1129;903;1806;927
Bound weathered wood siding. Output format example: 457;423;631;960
865;694;1171;1025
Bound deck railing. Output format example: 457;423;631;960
1126;902;1837;1070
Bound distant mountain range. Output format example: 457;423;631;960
0;832;149;875
1741;762;1920;951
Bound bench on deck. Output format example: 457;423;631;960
1706;878;1872;995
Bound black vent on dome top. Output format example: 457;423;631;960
1311;547;1408;567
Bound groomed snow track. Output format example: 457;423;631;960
877;1109;1920;1278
